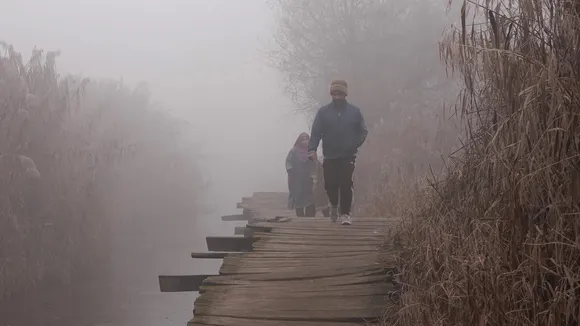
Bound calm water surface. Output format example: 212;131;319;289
0;204;240;326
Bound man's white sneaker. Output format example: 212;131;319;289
340;214;352;225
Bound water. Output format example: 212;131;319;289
0;201;241;326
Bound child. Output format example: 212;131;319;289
286;133;316;217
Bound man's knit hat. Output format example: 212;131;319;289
329;79;348;95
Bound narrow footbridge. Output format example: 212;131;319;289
158;192;400;325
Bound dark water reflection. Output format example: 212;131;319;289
0;280;117;326
0;206;237;326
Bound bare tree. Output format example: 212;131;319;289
269;0;450;117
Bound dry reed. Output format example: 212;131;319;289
386;0;580;325
0;44;202;301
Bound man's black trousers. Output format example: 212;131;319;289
322;156;355;215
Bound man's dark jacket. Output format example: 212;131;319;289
308;102;368;160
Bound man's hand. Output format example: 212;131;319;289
308;151;318;161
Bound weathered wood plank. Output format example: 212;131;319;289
244;227;255;237
158;274;214;292
253;235;386;244
191;252;234;259
215;265;388;281
197;282;396;298
251;244;381;253
198;273;388;291
202;266;388;286
194;295;385;321
232;227;259;237
188;316;368;326
219;256;391;274
221;214;248;221
206;236;253;252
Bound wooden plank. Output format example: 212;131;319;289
194;296;385;321
199;272;388;290
198;282;396;297
202;264;388;287
214;265;387;281
242;208;253;218
251;245;381;253
188;316;367;326
245;224;272;233
243;227;255;237
221;214;249;221
158;274;214;292
239;251;379;259
191;252;234;259
253;234;386;243
219;255;391;273
206;236;253;252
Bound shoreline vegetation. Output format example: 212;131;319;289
0;44;203;302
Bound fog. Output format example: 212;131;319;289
0;0;464;324
0;0;307;325
1;0;306;206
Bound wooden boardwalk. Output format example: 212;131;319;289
164;192;399;326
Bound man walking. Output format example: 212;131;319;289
308;80;368;225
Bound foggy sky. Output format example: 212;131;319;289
0;0;307;207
